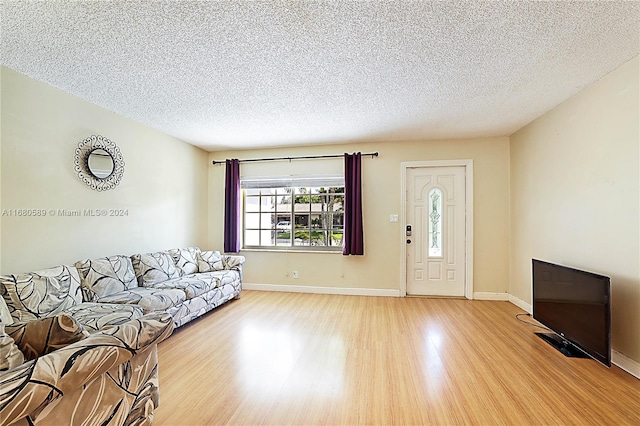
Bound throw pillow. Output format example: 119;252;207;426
0;265;83;323
75;255;138;302
197;251;224;272
168;247;201;275
131;251;181;286
8;314;89;361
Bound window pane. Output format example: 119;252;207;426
261;230;275;246
262;196;275;218
278;192;292;209
294;214;309;229
332;229;344;246
260;212;273;229
245;230;260;246
310;229;326;246
294;229;310;246
294;188;311;209
428;188;442;257
333;213;344;228
245;212;260;229
275;229;290;246
245;195;261;212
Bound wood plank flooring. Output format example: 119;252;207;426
155;291;640;425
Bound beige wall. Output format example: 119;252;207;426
510;56;640;362
0;67;209;273
0;69;3;274
208;137;510;294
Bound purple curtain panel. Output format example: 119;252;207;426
224;159;240;253
343;152;364;255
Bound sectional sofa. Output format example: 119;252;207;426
0;247;244;330
0;247;244;425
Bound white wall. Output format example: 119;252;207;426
510;56;640;363
208;137;510;295
1;67;209;273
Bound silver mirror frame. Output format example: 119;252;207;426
74;135;124;191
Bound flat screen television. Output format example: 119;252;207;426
532;259;611;367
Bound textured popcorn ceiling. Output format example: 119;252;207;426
2;1;639;151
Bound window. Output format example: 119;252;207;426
241;176;344;251
428;188;442;257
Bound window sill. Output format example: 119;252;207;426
240;248;343;254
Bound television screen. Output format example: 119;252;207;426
532;259;611;367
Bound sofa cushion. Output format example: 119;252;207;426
196;251;224;272
168;247;201;276
8;314;89;361
149;275;218;299
65;303;144;333
96;288;187;313
75;255;138;301
131;251;181;286
191;270;240;288
0;265;83;323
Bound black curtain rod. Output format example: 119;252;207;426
212;152;378;165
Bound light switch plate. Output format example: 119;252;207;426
390;214;399;223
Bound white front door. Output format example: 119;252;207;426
406;166;466;296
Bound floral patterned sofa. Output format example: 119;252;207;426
0;308;174;425
0;247;244;330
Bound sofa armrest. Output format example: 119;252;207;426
223;255;245;270
0;313;174;424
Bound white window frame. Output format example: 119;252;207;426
241;176;345;252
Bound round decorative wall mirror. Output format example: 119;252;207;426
74;135;124;190
87;149;115;179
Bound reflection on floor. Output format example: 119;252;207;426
156;290;640;425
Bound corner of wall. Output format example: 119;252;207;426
506;55;640;364
1;67;4;274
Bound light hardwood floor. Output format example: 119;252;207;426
155;290;640;425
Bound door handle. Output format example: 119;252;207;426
406;239;412;244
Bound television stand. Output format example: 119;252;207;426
535;332;590;359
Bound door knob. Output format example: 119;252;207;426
406;239;412;244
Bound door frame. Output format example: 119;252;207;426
400;160;474;299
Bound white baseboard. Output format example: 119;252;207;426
612;350;640;379
503;297;638;378
243;283;401;297
473;292;509;301
508;294;532;314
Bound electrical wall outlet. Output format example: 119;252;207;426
293;270;299;279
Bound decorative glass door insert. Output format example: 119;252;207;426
428;188;442;257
